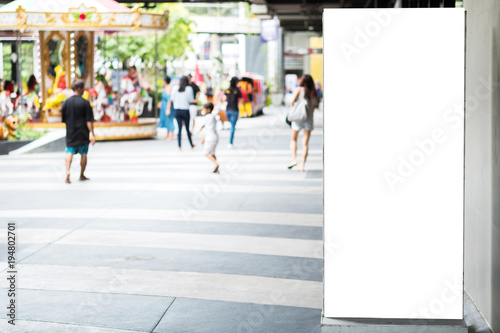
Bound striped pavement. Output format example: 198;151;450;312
0;107;323;333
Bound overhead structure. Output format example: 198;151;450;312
252;0;458;32
113;0;458;32
250;0;366;32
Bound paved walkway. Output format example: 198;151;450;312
0;107;323;333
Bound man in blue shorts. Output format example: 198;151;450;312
62;79;95;183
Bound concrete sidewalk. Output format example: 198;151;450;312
0;106;323;333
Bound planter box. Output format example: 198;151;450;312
0;140;34;155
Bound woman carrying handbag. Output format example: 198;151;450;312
288;74;319;172
167;76;195;151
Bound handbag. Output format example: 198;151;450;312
287;90;308;123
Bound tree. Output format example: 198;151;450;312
152;3;194;65
97;3;194;70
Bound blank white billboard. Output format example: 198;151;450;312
324;9;464;319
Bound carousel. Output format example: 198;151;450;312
0;0;168;140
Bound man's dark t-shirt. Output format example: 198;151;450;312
61;95;94;147
225;87;242;111
189;82;200;100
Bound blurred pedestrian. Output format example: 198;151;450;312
288;74;319;172
200;102;219;173
205;74;214;102
128;66;144;102
168;76;195;151
222;77;242;148
315;80;323;104
62;79;95;183
158;76;175;140
264;82;271;106
187;74;200;135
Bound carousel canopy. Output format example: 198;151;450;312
0;0;168;32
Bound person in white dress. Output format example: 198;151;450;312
288;74;319;172
200;102;219;173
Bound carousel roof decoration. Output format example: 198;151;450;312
0;0;168;32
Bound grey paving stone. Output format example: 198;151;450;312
0;219;84;264
0;165;50;172
154;298;321;333
92;158;319;167
0;177;323;187
305;170;323;179
464;292;493;333
238;193;323;214
0;190;240;211
1;191;322;215
13;289;173;332
0;217;93;233
81;218;323;240
21;244;323;281
1;218;91;229
5;217;322;240
85;165;319;174
0;243;51;264
0;108;324;332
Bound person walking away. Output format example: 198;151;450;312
187;74;200;135
200;102;219;173
315;80;323;105
288;74;319;172
222;77;242;149
62;79;95;183
158;76;175;140
168;76;195;151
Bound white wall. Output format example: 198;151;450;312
324;8;465;320
463;0;500;331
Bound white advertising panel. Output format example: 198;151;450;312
324;9;464;319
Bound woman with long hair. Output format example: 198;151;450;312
158;76;175;140
222;76;242;148
167;76;195;151
288;74;319;172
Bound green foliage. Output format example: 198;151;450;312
2;43;12;80
21;43;34;84
1;42;34;84
13;113;48;141
97;3;193;67
157;14;194;63
17;127;47;140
